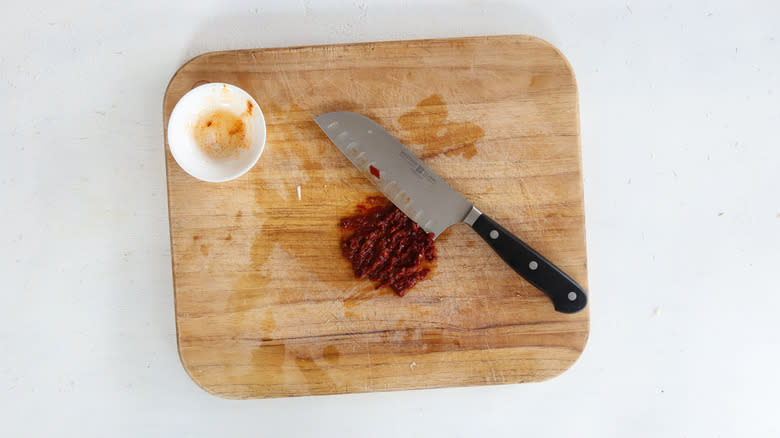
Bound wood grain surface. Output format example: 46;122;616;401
163;35;589;399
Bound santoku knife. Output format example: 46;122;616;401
314;111;587;313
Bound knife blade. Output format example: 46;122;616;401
314;111;587;313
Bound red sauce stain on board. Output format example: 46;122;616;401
340;197;436;296
369;165;380;179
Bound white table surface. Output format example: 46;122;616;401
2;0;779;436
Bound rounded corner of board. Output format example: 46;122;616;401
520;35;578;83
176;345;236;400
536;352;589;384
163;51;223;109
546;326;590;382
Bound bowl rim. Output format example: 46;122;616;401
167;82;266;183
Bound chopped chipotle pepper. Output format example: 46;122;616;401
340;197;436;296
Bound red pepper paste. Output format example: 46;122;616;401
340;197;437;296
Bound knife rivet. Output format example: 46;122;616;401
568;292;577;301
489;230;499;239
529;261;538;270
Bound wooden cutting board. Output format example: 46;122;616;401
163;35;589;399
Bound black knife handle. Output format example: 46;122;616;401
470;213;587;313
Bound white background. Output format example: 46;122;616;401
2;0;779;436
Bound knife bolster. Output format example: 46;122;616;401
462;206;482;226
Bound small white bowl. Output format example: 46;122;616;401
167;83;266;182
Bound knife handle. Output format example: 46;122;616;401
470;213;588;313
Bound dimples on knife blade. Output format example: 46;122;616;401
314;111;473;237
